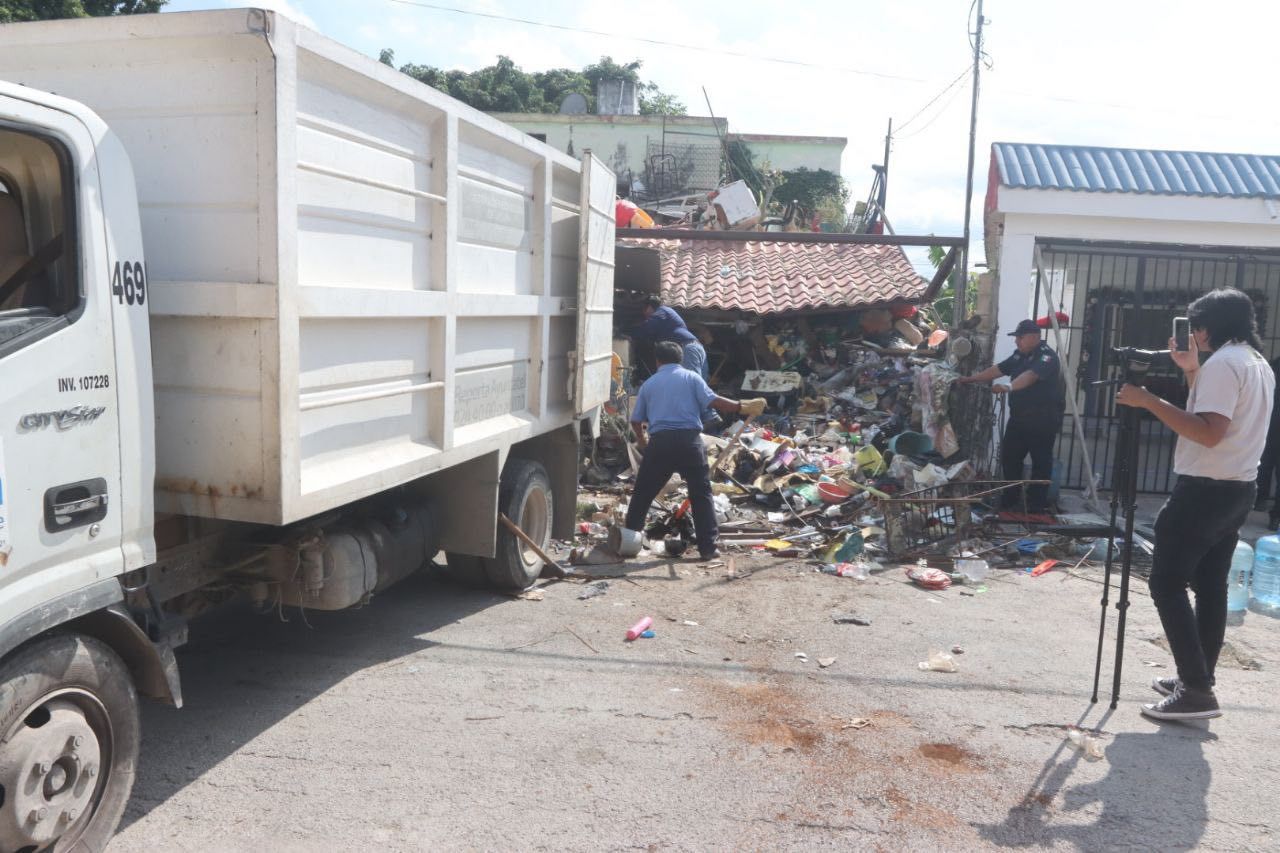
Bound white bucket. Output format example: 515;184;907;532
609;526;644;558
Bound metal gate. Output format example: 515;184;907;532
1032;240;1280;494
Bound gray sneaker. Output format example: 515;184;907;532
1151;676;1181;697
1141;685;1222;721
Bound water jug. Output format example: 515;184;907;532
1226;540;1253;623
1249;528;1280;617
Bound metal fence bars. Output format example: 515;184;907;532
880;480;1046;559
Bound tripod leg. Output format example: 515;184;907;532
1110;408;1142;709
1092;415;1127;703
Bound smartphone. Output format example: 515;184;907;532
1173;316;1190;351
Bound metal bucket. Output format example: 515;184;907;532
608;526;644;558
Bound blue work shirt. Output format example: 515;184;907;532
632;364;716;434
632;305;698;345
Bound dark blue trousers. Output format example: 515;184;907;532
1150;475;1255;690
625;429;717;556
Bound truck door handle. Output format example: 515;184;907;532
45;478;109;532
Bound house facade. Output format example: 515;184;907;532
984;141;1280;493
491;112;846;198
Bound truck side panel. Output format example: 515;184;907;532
0;11;614;528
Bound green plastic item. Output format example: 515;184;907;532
835;532;865;561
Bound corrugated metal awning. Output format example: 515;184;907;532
992;141;1280;198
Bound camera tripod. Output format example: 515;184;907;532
1090;348;1167;708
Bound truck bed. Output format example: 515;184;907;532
0;9;614;524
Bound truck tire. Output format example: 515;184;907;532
0;633;140;853
485;459;554;591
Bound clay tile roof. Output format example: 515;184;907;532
617;236;933;315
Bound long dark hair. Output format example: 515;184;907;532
1187;288;1264;351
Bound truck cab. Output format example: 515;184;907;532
0;82;161;852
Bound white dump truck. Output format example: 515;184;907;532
0;9;615;849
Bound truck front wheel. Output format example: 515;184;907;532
0;634;140;853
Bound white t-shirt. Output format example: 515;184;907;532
1173;342;1275;481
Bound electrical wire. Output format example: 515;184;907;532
382;0;933;82
895;66;971;134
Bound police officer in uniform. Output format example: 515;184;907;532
626;341;766;559
959;319;1064;512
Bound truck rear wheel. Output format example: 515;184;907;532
486;459;554;591
444;460;553;592
0;633;140;853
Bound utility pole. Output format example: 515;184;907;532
958;0;985;324
881;118;891;220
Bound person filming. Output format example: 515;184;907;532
1115;289;1274;720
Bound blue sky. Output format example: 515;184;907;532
164;1;1280;272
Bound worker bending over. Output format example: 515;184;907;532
626;341;766;560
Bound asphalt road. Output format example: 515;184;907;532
111;551;1280;851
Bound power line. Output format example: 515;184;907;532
382;0;932;82
895;66;970;134
894;78;970;141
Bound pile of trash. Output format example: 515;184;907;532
574;303;1069;569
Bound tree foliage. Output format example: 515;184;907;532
0;0;163;22
928;244;978;326
772;167;849;215
384;53;686;116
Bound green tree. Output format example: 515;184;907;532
928;244;978;327
1;0;163;22
387;52;684;116
771;167;849;216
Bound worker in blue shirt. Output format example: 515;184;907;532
632;295;718;430
626;341;767;559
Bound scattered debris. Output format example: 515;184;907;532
564;625;600;655
577;581;610;600
841;717;872;730
907;565;952;590
951;645;965;655
832;613;872;626
517;588;545;601
1066;727;1106;761
626;616;654;641
817;656;837;668
918;648;959;673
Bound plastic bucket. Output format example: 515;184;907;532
608;526;644;558
888;431;934;457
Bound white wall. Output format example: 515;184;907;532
990;187;1280;361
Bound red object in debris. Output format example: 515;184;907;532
1030;559;1059;577
890;303;919;319
626;616;654;641
615;198;638;227
1036;311;1070;329
906;566;952;590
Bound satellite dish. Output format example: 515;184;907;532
559;93;588;115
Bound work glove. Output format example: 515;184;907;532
740;398;767;417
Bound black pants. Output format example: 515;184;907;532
1150;475;1255;690
1000;414;1059;510
1256;416;1280;509
624;429;717;555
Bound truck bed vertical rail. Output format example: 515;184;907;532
575;151;616;415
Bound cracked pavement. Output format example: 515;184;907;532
111;552;1279;851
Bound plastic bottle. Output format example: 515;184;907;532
1250;528;1280;617
1226;540;1253;622
626;616;654;641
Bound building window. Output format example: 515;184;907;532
528;133;547;143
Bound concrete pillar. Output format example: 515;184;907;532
994;231;1036;363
